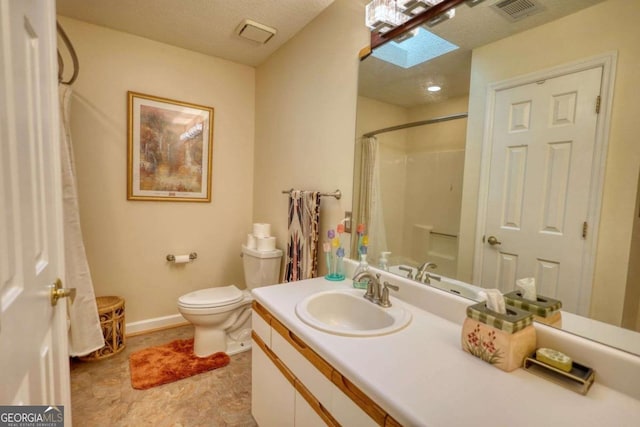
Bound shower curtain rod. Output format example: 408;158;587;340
57;21;79;85
362;112;468;138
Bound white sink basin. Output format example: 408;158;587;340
295;289;412;337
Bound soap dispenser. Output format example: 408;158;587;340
352;249;370;289
378;251;391;271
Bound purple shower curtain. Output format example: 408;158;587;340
284;190;321;282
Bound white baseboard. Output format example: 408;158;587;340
126;313;189;336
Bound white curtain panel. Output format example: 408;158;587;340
59;84;104;356
356;136;388;263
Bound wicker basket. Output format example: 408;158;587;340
79;296;126;361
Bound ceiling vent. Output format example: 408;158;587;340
490;0;545;22
235;19;277;44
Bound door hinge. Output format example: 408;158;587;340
582;221;588;239
595;95;601;114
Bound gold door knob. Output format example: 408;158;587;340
486;235;502;246
51;278;77;306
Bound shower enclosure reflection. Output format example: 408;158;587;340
353;96;468;278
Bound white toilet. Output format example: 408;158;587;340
178;245;283;357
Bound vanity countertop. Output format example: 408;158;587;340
252;277;640;426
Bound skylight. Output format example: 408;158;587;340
371;27;458;69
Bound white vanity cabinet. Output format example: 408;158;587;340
251;302;330;427
251;302;399;427
252;336;326;427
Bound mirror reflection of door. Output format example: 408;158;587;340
479;66;603;316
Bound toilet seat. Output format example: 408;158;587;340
178;285;244;309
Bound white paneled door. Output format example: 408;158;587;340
480;67;602;314
0;0;71;421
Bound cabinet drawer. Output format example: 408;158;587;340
330;381;379;427
252;301;272;346
331;370;386;426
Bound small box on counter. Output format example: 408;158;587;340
461;301;536;372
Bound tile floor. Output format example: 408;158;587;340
70;325;257;427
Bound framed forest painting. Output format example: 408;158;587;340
127;91;214;202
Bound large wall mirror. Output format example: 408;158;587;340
353;0;640;355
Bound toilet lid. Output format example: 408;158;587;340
178;285;244;308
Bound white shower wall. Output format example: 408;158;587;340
378;137;407;260
404;150;464;237
377;145;465;277
403;149;464;277
358;95;468;275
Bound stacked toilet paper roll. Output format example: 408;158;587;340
253;223;271;238
247;223;277;251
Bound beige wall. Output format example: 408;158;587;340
58;17;256;323
355;96;409;144
623;171;640;330
458;0;640;325
254;0;370;269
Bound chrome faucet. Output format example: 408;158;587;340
352;271;399;307
380;281;399;308
398;265;414;279
423;272;441;284
416;262;439;284
353;271;381;303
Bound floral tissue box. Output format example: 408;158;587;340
461;302;536;372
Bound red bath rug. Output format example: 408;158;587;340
129;338;229;390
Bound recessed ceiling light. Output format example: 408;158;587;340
427;85;442;92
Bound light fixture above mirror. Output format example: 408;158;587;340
365;0;477;50
366;0;465;35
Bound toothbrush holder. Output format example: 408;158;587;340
325;256;345;281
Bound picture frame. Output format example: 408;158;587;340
127;91;214;202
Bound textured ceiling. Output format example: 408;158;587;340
56;0;607;107
56;0;336;67
359;0;607;108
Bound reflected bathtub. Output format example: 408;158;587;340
388;265;485;301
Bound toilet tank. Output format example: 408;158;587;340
241;245;283;290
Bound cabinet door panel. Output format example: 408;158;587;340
294;390;327;427
251;339;295;427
